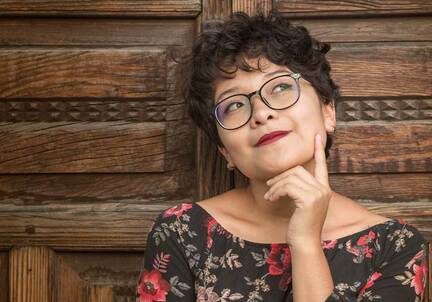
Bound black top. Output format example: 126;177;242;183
136;202;428;302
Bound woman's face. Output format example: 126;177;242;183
214;58;336;181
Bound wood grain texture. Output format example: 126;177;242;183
329;173;432;203
0;19;196;46
362;201;432;241
329;122;432;173
0;199;188;251
202;0;232;21
55;255;85;302
232;0;271;15
88;286;113;302
0;122;166;173
9;247;54;302
0;48;166;98
0;0;201;17
0;252;7;302
294;17;432;43
328;43;432;97
275;0;432;17
58;252;142;301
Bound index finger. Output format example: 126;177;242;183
314;133;329;187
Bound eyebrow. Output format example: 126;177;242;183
215;69;291;103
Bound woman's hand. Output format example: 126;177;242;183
264;133;332;248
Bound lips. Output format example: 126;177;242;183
255;130;291;147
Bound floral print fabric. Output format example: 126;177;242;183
136;202;428;302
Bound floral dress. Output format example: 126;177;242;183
136;202;428;302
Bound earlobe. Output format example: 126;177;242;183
322;101;336;132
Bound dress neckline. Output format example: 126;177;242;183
191;202;399;248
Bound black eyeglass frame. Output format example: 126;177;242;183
211;72;302;130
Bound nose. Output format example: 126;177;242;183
249;92;277;128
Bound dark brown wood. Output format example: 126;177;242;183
328;122;432;173
56;255;86;302
329;173;432;203
0;49;166;99
0;252;8;302
9;247;54;302
0;19;196;46
275;0;432;17
294;17;432;43
328;44;432;97
202;0;232;21
0;0;201;17
0;122;166;173
0;199;186;251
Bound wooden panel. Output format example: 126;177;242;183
362;201;432;242
202;0;232;21
0;19;195;46
9;247;54;302
58;252;142;302
0;252;8;302
0;122;165;173
0;0;201;17
232;0;271;15
294;17;432;43
328;43;432;97
0;48;166;98
275;0;432;17
329;122;432;173
329;173;432;203
0;199;189;251
56;255;86;302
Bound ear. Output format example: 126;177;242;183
321;101;336;133
218;146;235;168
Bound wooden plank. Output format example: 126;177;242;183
202;0;232;21
9;247;54;302
329;173;432;203
328;43;432;97
0;19;195;46
361;201;432;242
0;48;166;98
0;252;7;302
0;173;195;204
275;0;432;17
328;121;432;173
0;0;201;17
0;200;190;251
294;17;432;43
0;122;166;173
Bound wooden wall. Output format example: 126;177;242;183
0;0;430;301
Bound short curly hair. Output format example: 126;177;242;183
179;11;340;158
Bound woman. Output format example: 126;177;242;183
136;12;428;302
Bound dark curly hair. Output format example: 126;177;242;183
179;11;340;158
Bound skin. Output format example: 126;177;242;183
197;57;390;301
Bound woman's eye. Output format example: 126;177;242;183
272;83;292;93
225;102;243;113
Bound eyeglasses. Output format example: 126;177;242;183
211;73;302;130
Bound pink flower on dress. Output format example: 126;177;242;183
411;257;428;296
357;230;376;246
266;244;292;290
137;269;171;302
162;203;192;218
321;240;337;249
359;272;382;296
206;217;218;249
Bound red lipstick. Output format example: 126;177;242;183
255;130;291;147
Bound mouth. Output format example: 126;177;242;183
255;130;291;147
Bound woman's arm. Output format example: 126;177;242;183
291;240;334;302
